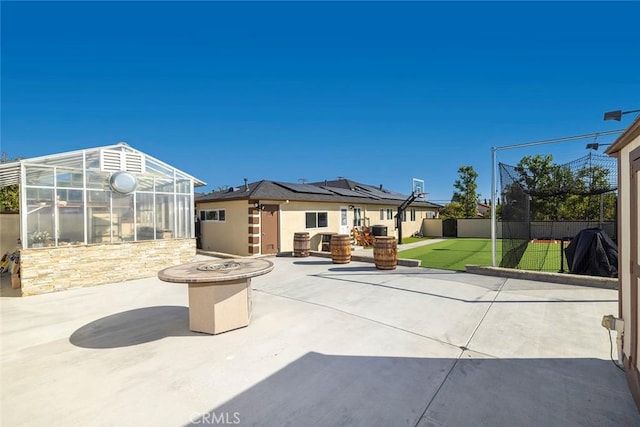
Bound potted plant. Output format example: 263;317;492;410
31;231;50;248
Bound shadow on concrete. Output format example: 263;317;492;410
187;352;637;426
309;273;616;304
327;266;378;272
70;306;202;348
292;260;333;266
312;270;469;279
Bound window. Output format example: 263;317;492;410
352;208;363;227
380;209;384;220
410;208;416;221
200;209;226;222
386;208;393;220
306;212;328;229
402;210;407;222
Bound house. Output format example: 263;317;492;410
195;178;441;256
477;202;492;218
605;116;640;408
0;142;205;295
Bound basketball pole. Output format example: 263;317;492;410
490;129;623;267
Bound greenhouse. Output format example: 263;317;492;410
0;142;205;295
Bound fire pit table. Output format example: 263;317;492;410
158;258;274;335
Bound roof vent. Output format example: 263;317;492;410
100;149;145;173
244;178;249;191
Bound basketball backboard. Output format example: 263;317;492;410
412;178;425;197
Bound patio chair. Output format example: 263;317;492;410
362;227;375;246
352;228;370;247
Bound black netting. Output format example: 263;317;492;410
499;152;617;273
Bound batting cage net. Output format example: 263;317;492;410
499;152;617;272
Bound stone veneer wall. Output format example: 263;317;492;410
19;239;197;296
248;205;260;255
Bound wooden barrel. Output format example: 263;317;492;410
373;236;397;270
293;232;311;257
330;234;351;264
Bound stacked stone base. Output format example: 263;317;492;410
19;239;196;296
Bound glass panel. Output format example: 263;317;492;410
57;189;84;245
41;151;84;168
136;193;155;240
156;194;175;238
176;178;190;194
25;165;54;186
175;195;190;238
218;209;225;222
353;208;362;227
85;150;101;170
318;212;328;228
113;193;134;242
306;212;316;228
88;190;111;244
146;158;174;178
56;168;84;188
87;170;108;189
174;171;190;194
155;177;174;193
136;175;155;191
26;188;54;248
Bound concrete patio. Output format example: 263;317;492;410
1;255;638;426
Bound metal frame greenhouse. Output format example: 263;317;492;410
0;142;206;249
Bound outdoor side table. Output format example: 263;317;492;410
158;258;274;335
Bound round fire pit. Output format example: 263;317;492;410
197;262;241;271
158;258;274;335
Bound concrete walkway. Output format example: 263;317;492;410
1;255;638;426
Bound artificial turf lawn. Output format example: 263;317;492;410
398;238;568;272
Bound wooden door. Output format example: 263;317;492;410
261;205;279;254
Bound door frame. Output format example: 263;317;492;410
260;204;279;254
339;206;350;235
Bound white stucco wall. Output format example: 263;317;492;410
198;200;251;256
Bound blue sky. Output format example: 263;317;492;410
1;1;638;204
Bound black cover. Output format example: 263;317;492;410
565;228;618;277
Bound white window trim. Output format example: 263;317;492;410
305;211;328;229
200;209;226;222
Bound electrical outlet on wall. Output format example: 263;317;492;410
602;314;615;330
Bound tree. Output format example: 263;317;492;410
452;166;479;218
0;152;19;211
439;201;465;219
512;154;616;221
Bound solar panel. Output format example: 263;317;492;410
355;185;406;200
275;182;334;195
323;186;371;198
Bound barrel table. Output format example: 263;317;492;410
158;258;274;335
373;236;398;270
330;234;351;264
293;232;311;257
